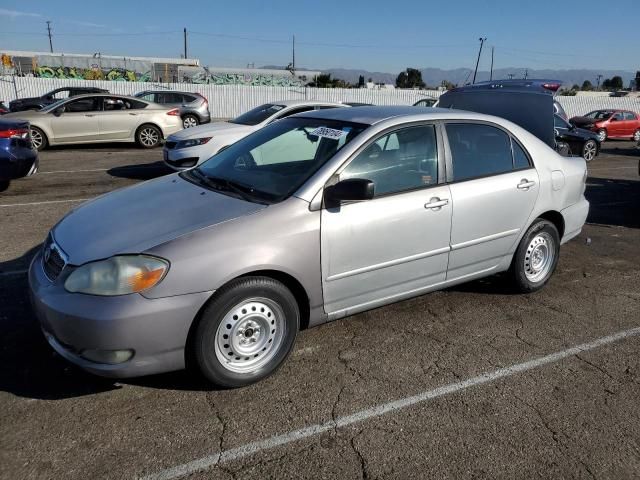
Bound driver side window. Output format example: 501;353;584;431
63;97;101;113
341;125;438;197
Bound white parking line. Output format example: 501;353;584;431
140;326;640;480
0;198;90;208
38;168;109;175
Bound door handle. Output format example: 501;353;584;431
517;179;536;190
85;114;95;117
128;113;138;116
424;197;449;210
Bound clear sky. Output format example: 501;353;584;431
0;0;637;73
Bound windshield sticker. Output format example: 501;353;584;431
309;127;347;140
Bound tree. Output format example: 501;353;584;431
571;84;580;91
610;76;623;91
396;68;426;89
635;71;640;91
581;80;593;91
358;75;365;88
441;80;456;90
602;78;612;90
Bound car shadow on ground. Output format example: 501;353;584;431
47;142;146;151
585;177;640;228
107;161;173;181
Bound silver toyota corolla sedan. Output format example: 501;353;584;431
29;106;589;387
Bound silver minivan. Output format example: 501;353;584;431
29;106;589;387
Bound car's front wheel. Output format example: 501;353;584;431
581;139;597;162
193;276;299;388
182;114;199;129
597;128;607;142
509;219;560;293
136;124;162;148
30;126;47;151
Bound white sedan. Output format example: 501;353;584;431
162;100;346;170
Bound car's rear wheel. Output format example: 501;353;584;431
509;219;560;293
193;276;299;388
633;129;640;142
30;126;47;151
597;129;607;142
136;124;161;148
581;139;597;162
182;114;199;129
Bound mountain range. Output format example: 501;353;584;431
262;65;636;88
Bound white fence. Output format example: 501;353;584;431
2;76;640;119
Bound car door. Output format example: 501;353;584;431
49;96;101;143
321;124;451;316
608;112;624;137
444;122;539;280
96;97;142;140
622;112;638;137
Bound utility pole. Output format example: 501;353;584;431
508;73;514;80
596;74;603;90
292;35;296;71
472;37;486;84
183;28;188;59
524;69;529;79
46;21;53;53
489;46;494;81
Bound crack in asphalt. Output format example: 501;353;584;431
350;429;370;480
575;354;615;380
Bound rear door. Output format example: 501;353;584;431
444;122;539;280
321;124;451;315
49;96;101;143
622;112;638;137
97;97;146;140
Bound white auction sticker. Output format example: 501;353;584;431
309;127;347;140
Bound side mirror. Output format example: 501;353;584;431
325;178;374;205
53;107;63;116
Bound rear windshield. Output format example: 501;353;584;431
230;104;286;126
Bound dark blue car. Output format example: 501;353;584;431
0;118;38;191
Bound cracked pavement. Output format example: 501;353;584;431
1;142;639;479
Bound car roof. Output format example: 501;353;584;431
270;99;344;107
137;90;201;95
60;93;151;102
294;105;500;125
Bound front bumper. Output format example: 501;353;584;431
163;142;213;171
29;250;213;378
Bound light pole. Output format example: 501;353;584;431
472;37;487;84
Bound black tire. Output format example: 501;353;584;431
182;114;199;129
509;219;560;293
30;126;47;151
597;128;607;143
0;180;9;192
193;276;299;388
136;124;162;149
581;139;598;162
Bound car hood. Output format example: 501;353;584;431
52;173;266;265
570;116;599;127
2;110;47;120
168;121;256;140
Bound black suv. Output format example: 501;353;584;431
9;87;108;112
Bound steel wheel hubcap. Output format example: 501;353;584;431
214;297;285;373
140;128;159;146
524;232;555;283
634;131;640;142
598;130;606;142
183;117;197;128
30;129;42;149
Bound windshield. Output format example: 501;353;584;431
41;98;70;112
182;117;367;203
229;104;287;126
586;110;614;120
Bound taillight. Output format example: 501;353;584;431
0;128;29;139
542;83;561;92
166;109;180;116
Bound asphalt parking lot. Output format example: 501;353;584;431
1;142;639;480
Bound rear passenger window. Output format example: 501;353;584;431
446;124;513;182
624;112;637;121
512;140;530;169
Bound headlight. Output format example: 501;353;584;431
64;255;169;296
177;137;212;149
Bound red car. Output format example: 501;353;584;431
571;109;640;143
